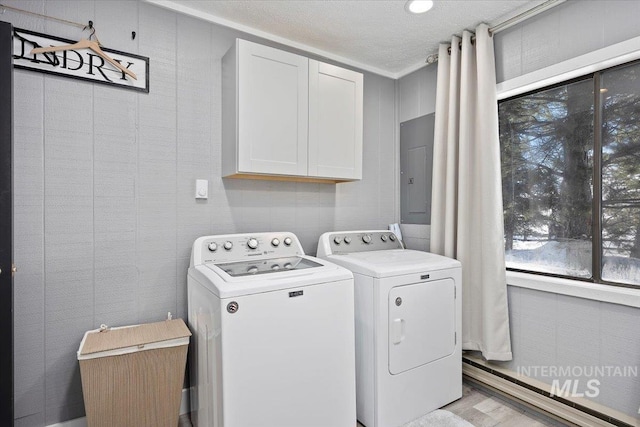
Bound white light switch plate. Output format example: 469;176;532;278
195;179;208;199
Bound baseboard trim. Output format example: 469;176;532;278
45;418;86;427
45;387;190;427
180;387;191;417
462;357;638;427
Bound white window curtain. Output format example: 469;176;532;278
430;24;512;361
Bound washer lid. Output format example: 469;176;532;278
213;256;322;277
325;249;460;278
189;255;353;298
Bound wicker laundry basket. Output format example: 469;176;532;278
77;319;191;427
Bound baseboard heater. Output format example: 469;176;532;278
462;357;637;427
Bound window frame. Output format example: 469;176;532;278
497;36;640;296
500;74;597;283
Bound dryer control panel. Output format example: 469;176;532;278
191;232;304;266
317;230;403;256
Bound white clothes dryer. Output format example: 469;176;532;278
188;232;356;427
317;230;462;427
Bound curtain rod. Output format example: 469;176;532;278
425;0;566;64
489;0;566;35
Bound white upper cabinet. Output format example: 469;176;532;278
222;39;363;182
238;41;309;176
309;60;363;180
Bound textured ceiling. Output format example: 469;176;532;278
151;0;545;78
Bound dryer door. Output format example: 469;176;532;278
388;278;455;374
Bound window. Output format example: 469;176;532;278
499;60;640;287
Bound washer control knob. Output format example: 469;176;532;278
223;241;233;251
389;234;397;241
283;237;293;246
247;266;259;274
284;263;293;269
344;236;352;244
271;264;281;271
333;236;342;245
362;234;372;244
207;242;218;252
381;235;388;242
271;238;280;247
247;238;259;250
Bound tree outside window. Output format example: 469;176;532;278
499;61;640;287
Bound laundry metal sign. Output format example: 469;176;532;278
12;28;149;93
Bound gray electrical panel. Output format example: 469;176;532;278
400;113;434;225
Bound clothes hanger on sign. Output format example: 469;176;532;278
30;22;137;80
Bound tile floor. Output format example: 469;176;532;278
442;381;571;427
178;380;572;426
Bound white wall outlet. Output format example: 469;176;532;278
195;179;208;199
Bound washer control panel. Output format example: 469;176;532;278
196;232;304;265
319;230;402;256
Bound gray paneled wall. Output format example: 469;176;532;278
500;287;640;418
492;0;640;419
397;65;438;250
398;64;437;123
7;1;397;425
397;0;640;419
494;0;640;83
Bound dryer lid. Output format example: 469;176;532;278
325;249;460;278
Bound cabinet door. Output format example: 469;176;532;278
308;60;363;180
238;40;309;176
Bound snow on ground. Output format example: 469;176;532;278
506;240;640;285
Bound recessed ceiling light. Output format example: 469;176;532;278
405;0;434;14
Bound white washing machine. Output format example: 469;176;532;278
317;230;462;427
188;232;356;427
